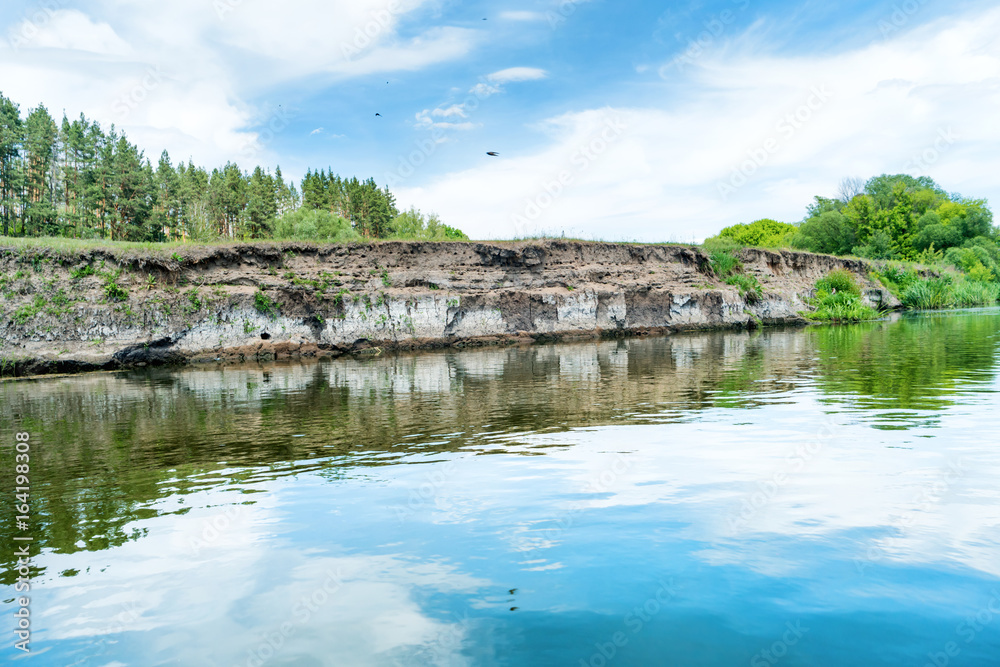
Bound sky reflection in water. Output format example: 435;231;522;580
2;309;1000;666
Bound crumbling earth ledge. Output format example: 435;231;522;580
0;240;895;378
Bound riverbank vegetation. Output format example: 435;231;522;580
707;174;1000;312
0;93;467;244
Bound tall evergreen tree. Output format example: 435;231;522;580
0;95;23;237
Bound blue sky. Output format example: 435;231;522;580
1;0;998;240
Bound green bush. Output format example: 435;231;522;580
272;209;361;242
901;278;953;309
389;208;469;241
805;270;879;322
805;291;879;322
70;264;95;280
791;211;856;256
701;235;741;255
815;269;860;295
718;218;796;247
872;264;920;297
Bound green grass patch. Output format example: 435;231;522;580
70;264;96;280
900;277;953;310
13;295;46;325
709;251;741;278
254;290;279;317
952;281;1000;307
724;273;762;304
815;268;861;295
805;270;879;323
102;269;129;302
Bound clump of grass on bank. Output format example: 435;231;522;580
900;277;953;309
804;269;880;323
952;281;1000;307
704;238;763;303
873;262;1000;310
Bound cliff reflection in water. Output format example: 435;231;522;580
1;308;999;582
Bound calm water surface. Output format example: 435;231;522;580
2;309;1000;666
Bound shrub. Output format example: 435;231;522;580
805;292;879;322
805;270;879;322
272;209;361;242
901;277;953;309
389;208;469;241
872;263;920;297
718;218;796;247
815;269;860;295
791;211;856;256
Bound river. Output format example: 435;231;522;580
2;309;1000;666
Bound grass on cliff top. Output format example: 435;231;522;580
0;234;697;258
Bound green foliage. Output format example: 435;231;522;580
805;291;879;323
901;277;954;310
70;264;95;280
300;170;398;238
782;174;997;267
718;218;796;247
815;269;861;295
0;93;467;244
852;230;896;260
952;281;1000;307
388;207;469;241
102;269;128;302
805;271;879;323
724;273;762;303
253;290;279;317
709;251;741;278
872;264;920;297
13;294;45;324
185;290;202;312
791;211;856;256
271;208;361;242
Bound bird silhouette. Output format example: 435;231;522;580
375;113;382;117
487;151;499;156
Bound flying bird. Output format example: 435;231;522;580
375;113;382;117
487;151;499;156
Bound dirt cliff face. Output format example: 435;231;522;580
0;241;894;377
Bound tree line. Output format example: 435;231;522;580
0;93;462;243
712;174;997;267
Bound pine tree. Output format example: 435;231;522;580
22;105;58;236
0;95;23;236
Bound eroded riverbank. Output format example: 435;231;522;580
0;240;896;376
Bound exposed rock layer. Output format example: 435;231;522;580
0;241;895;377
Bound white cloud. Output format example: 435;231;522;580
486;66;548;83
499;11;546;21
415;108;476;131
6;9;132;56
0;0;474;170
414;67;547;131
466;67;548;101
398;6;1000;242
311;127;324;135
